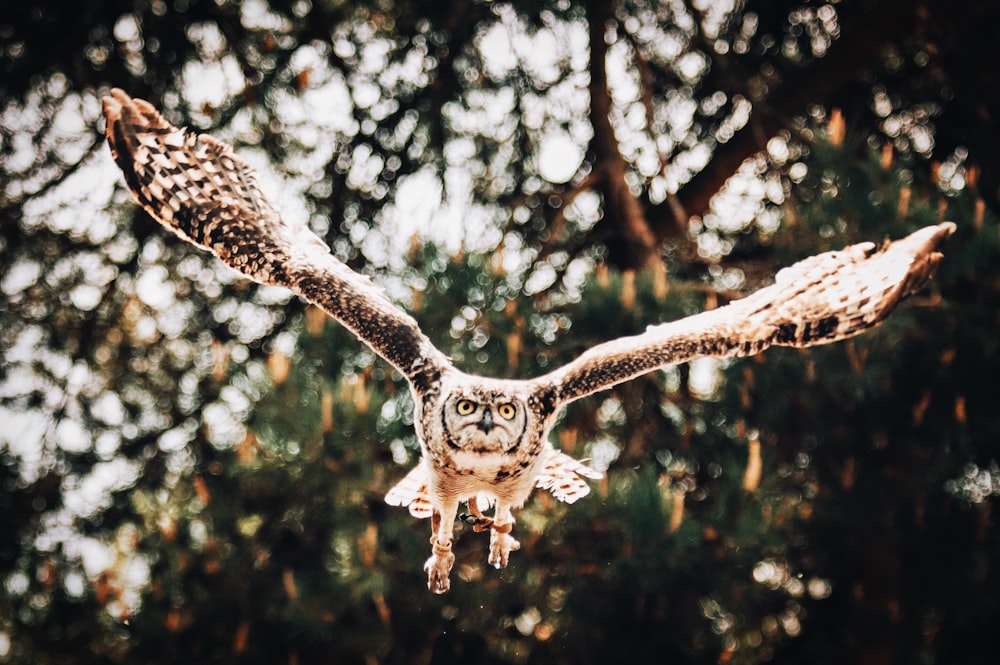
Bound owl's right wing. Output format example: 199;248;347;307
540;223;954;407
103;89;450;388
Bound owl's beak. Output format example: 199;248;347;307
477;409;494;433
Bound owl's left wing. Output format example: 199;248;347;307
102;89;450;388
540;223;954;406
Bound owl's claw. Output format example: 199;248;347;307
487;522;520;569
459;512;494;532
424;553;454;594
460;496;495;532
424;539;455;594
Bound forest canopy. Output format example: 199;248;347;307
1;1;998;663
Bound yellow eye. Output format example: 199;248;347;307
497;403;517;420
456;399;476;416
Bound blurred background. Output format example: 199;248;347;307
1;1;998;663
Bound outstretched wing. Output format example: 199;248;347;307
541;223;954;406
102;88;450;388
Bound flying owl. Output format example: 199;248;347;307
102;89;953;594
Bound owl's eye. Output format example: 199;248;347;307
497;403;517;420
456;399;477;416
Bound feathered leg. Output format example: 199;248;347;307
424;498;459;594
487;502;520;569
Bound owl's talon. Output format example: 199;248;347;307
424;541;455;594
487;524;520;569
459;513;494;531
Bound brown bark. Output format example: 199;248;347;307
586;0;661;270
582;1;926;267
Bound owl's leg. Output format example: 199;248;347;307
424;499;458;594
487;503;520;569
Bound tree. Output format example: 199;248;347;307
1;1;998;663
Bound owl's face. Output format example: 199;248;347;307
441;390;529;454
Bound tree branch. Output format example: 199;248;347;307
651;1;922;239
585;0;660;270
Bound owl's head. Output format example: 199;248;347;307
441;388;529;454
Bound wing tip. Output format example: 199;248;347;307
889;221;956;298
102;88;177;144
103;89;154;163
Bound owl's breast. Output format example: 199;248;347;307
422;442;544;505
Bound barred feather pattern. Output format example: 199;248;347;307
533;448;603;504
542;222;955;405
384;464;435;519
102;88;448;384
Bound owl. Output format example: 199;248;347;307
102;89;953;593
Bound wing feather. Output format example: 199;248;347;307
534;447;602;504
384;464;434;519
102;89;449;386
542;223;954;405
